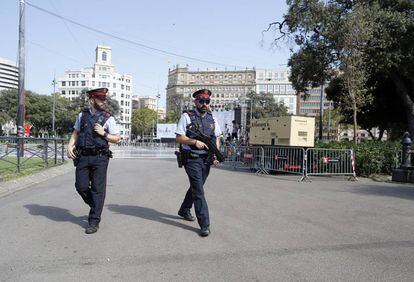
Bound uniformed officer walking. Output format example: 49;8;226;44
175;89;221;237
67;88;120;234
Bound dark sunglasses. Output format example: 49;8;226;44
197;98;210;105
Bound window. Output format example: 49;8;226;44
62;81;66;86
102;51;107;61
61;90;66;95
121;85;124;90
121;93;124;98
258;85;266;93
113;83;116;88
92;81;95;86
81;81;86;86
268;85;274;92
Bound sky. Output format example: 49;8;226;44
1;0;292;107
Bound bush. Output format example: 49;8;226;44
315;140;401;176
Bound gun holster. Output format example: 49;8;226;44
175;149;189;168
73;148;81;167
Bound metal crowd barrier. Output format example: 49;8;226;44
220;145;357;182
262;146;305;176
300;148;357;182
0;136;66;173
221;146;265;174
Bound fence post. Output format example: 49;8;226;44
349;149;358;181
61;140;65;162
299;148;311;182
44;139;48;167
16;137;21;173
54;139;57;165
255;147;269;175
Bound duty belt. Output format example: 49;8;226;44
189;152;208;159
78;147;109;156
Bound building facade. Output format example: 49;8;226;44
137;96;157;110
0;57;18;92
131;95;165;120
58;46;133;138
167;66;256;110
255;68;297;114
166;66;256;131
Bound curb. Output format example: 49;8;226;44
0;162;74;198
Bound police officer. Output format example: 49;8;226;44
66;88;120;234
175;89;221;237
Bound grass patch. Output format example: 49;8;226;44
0;156;65;182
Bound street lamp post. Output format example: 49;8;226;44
52;73;57;137
155;92;160;143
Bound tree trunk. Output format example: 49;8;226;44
353;101;358;144
367;128;375;139
390;73;414;139
378;128;384;141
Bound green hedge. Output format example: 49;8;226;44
315;141;401;176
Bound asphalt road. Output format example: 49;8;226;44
1;158;414;281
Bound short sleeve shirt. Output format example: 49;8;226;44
73;109;119;135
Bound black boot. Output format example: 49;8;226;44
200;226;210;237
85;224;99;234
178;210;195;221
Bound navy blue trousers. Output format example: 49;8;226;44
75;155;109;225
180;157;211;228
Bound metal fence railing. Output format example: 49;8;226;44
220;145;357;182
300;148;357;182
262;146;305;176
0;136;66;173
221;146;265;174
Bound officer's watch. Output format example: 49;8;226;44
103;132;109;138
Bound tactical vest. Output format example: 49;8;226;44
185;110;215;151
77;108;110;149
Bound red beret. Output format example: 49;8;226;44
87;88;108;98
192;89;212;99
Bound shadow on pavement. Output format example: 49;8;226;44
24;204;88;228
107;204;199;234
346;185;414;200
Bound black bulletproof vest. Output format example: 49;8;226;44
77;108;110;149
185;110;215;151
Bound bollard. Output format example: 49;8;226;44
401;132;412;168
392;132;413;182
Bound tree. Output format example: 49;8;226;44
131;108;157;138
167;93;192;120
161;111;179;124
0;89;19;125
246;91;289;128
267;0;414;140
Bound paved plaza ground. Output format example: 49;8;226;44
1;153;414;281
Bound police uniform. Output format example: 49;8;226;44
175;89;221;236
72;88;119;232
